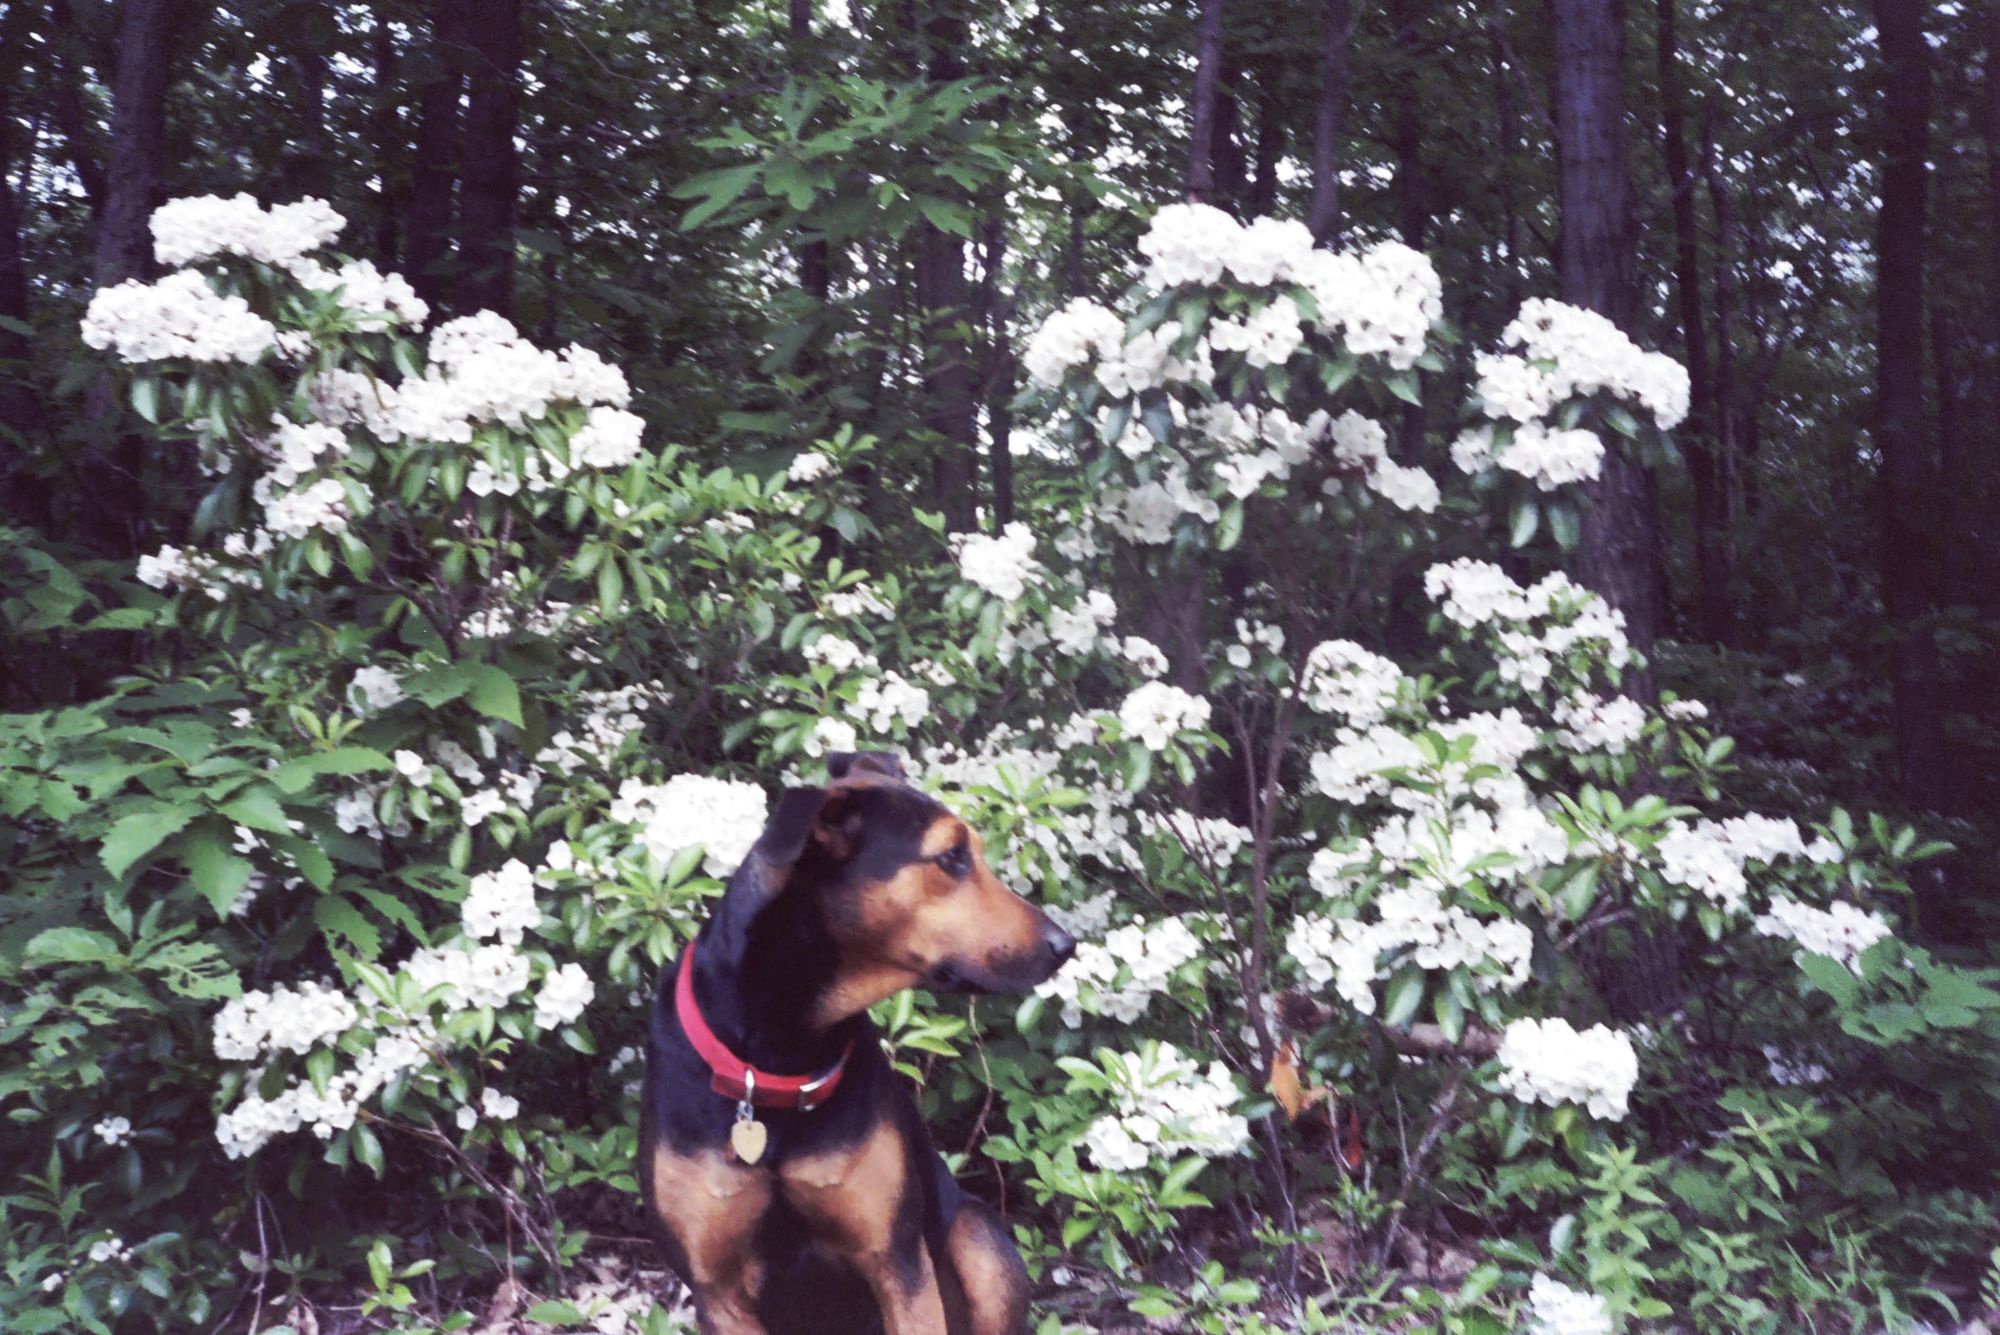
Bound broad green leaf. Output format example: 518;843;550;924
101;804;198;878
467;665;523;727
271;747;393;794
185;824;254;917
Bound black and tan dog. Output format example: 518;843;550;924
639;751;1076;1334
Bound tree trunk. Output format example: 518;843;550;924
1872;0;1947;820
979;209;1015;531
1248;83;1283;217
0;0;48;528
46;0;106;212
1391;0;1425;249
406;0;472;313
1185;0;1227;201
1656;0;1728;642
919;0;976;530
83;0;196;556
1307;0;1352;244
275;3;332;201
456;0;525;317
1553;0;1663;689
371;8;402;265
1982;0;2000;612
1489;1;1522;303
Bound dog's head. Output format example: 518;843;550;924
720;751;1076;1025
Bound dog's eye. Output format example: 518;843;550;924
934;842;971;879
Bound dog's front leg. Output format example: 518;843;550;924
781;1118;949;1334
646;1142;777;1334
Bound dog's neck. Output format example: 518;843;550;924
692;885;858;1077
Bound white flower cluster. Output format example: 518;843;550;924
92;1116;133;1146
211;842;592;1160
150;193;344;273
1117;681;1212;751
1035;916;1201;1026
1476;297;1691;429
1451;422;1605;491
351;665;407;713
1321;410;1440;513
849;671;931;735
952;522;1041;602
1424;559;1630;693
134;542;260;599
1289;889;1533;1015
1653;814;1839;913
1495;1017;1638;1120
1047;590;1119;656
1754;897;1891;971
1078;1043;1251;1174
297;257;428;328
615;774;768;877
1022;297;1126;388
1524;1275;1613;1335
536;682;666;775
1133;204;1441;371
212;981;359;1061
1300;639;1404;725
1551;691;1646;755
81;270;277;364
461;859;543;944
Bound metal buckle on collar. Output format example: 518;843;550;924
795;1066;836;1111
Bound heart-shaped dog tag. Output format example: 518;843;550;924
730;1118;768;1166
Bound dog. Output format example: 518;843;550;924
638;750;1077;1334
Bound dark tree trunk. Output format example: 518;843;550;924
275;4;332;201
0;0;49;528
1983;0;2000;611
1872;0;1947;820
456;0;525;317
1064;203;1087;296
406;0;472;313
1489;1;1522;303
371;9;402;265
1248;83;1283;217
1186;0;1227;201
1553;0;1663;689
1391;0;1425;249
792;0;831;309
1213;56;1246;210
1656;0;1728;642
979;209;1015;531
47;0;106;212
918;0;976;530
1307;0;1352;243
83;0;197;557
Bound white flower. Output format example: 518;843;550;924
393;749;433;787
1121;636;1168;679
534;963;595;1029
569;406;646;469
480;1087;521;1120
804;632;868;673
1496;1017;1638;1120
626;774;768;876
92;1116;133;1147
1524;1274;1613;1335
81;270;277;364
787;450;835;483
1023;298;1125;387
1138;202;1241;288
1117;682;1211;751
1754;897;1892;971
461;859;542;944
350;665;406;714
149;193;344;272
952;523;1041;602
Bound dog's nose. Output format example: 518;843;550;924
1043;925;1077;967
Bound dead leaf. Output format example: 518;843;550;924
1268;1039;1328;1123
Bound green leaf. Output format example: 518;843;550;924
1796;952;1857;1007
25;927;121;966
186;825;255;917
271;747;394;794
1215;501;1245;551
314;896;381;958
100;804;198;878
1385;370;1421;406
1381;968;1426;1027
467;665;523;727
677;163;762;230
220;786;292;834
1509;498;1541;548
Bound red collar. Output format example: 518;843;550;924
674;937;853;1111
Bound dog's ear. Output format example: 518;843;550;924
826;750;907;783
715;786;867;943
